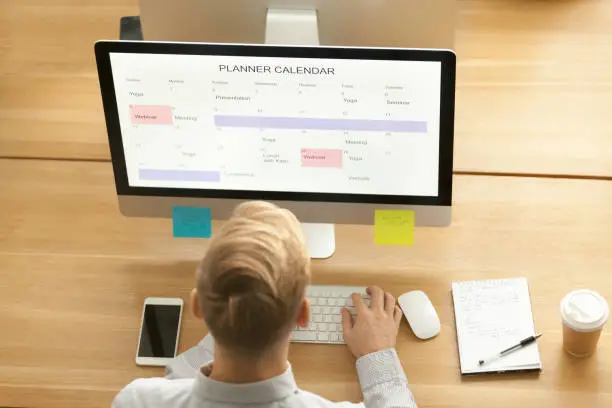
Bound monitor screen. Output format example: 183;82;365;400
108;52;442;198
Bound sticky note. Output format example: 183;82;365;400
374;210;414;246
172;206;212;238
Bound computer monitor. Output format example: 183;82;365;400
94;41;456;258
139;0;456;48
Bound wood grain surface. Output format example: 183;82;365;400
1;159;610;407
1;0;612;176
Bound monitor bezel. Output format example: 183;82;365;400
95;41;455;206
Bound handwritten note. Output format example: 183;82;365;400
374;210;414;246
172;206;212;238
451;278;542;374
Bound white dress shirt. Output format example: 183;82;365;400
112;348;417;408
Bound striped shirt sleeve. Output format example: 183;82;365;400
355;349;417;408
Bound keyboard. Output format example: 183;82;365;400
291;285;371;344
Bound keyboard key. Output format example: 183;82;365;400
295;286;369;344
346;297;370;308
293;331;317;342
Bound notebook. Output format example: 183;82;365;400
451;278;542;375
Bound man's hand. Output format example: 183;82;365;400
341;286;403;359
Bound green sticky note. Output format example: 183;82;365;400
375;210;414;246
172;206;212;238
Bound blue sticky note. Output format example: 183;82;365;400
172;206;212;238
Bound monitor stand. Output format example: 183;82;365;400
301;223;335;260
265;9;335;259
265;9;320;45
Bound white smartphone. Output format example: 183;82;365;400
136;297;184;366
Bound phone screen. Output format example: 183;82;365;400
138;304;181;358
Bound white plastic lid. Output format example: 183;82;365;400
560;290;609;332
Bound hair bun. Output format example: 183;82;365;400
227;291;281;330
195;201;310;354
213;266;275;300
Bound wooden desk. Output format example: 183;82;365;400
0;0;138;160
454;0;612;177
1;158;611;408
2;0;612;176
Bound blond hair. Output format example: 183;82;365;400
196;201;310;354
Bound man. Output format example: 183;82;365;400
113;201;417;408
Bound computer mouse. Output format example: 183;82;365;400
397;290;440;340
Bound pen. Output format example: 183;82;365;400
478;334;542;366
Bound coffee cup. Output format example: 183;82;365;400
560;289;609;358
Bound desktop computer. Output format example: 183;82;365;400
110;0;457;261
99;0;457;347
95;41;456;260
139;0;457;48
